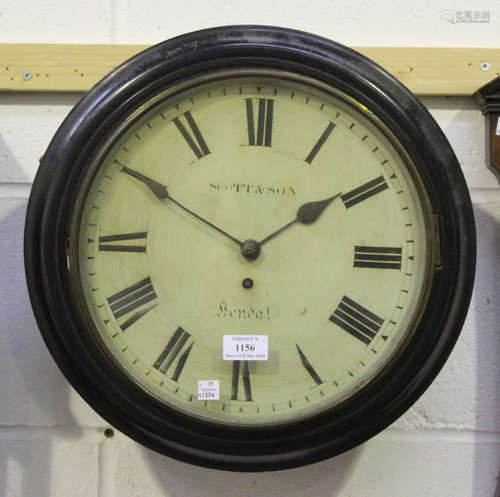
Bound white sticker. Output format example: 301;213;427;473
197;380;220;400
223;335;268;361
496;116;500;136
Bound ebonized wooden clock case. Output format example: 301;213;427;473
24;26;476;471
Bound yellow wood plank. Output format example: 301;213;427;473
357;47;500;96
0;44;499;95
0;44;147;93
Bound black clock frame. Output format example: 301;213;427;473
24;25;475;471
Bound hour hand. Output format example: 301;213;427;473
296;192;342;224
259;192;342;246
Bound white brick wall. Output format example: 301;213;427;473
1;2;499;495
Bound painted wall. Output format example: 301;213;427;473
0;1;499;495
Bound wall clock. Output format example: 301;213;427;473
24;26;476;471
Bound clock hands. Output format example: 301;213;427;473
168;196;244;247
121;165;340;260
121;165;168;199
239;192;342;261
296;192;343;224
258;192;342;247
121;166;243;247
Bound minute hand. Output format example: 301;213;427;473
258;192;342;246
121;166;243;247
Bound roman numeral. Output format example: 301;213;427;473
330;296;384;345
341;176;388;208
99;232;147;253
231;360;252;401
153;327;194;382
245;98;274;146
107;277;158;331
305;122;335;163
354;245;402;270
296;344;322;385
173;111;210;159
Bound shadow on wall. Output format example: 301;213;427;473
421;95;500;188
473;203;500;497
0;134;29;182
142;442;361;497
0;92;83;183
421;99;500;496
0;184;81;494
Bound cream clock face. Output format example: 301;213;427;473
74;71;433;425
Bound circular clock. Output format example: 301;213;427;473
25;26;475;471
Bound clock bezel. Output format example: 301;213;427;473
24;25;476;471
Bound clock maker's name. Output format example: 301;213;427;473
209;182;296;196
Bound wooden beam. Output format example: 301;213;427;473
0;43;499;95
0;44;146;93
358;47;500;96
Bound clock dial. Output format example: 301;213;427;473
74;72;433;425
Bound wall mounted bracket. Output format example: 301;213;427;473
474;76;500;175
